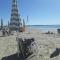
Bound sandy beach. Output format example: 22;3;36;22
0;28;60;60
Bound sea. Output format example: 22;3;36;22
27;25;60;32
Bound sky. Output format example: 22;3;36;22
0;0;60;25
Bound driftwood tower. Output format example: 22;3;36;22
10;0;21;31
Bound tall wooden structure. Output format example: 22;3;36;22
10;0;21;31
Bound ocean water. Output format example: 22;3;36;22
27;25;60;32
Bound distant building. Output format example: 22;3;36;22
10;0;22;31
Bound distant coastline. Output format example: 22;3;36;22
26;25;60;26
26;25;60;28
26;25;60;32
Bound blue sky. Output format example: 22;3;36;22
0;0;60;25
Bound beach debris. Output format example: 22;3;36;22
1;27;11;36
17;38;35;59
45;31;53;34
19;27;25;32
2;28;5;36
50;48;60;58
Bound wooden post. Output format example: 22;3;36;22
17;38;25;58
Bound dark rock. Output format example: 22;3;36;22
50;48;60;58
57;29;60;34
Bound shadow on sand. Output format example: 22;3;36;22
1;53;25;60
1;52;32;60
0;36;4;37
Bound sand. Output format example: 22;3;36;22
0;28;60;60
